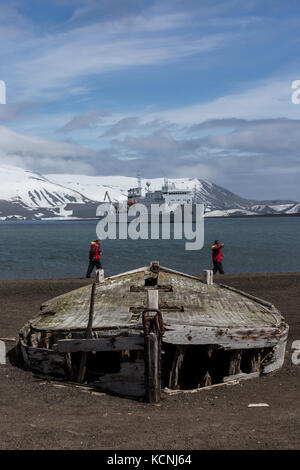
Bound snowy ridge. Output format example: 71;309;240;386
0;165;89;208
0;165;299;220
286;202;300;214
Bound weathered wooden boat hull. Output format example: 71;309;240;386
17;263;289;400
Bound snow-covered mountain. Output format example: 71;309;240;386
48;173;299;217
0;165;92;220
1;166;90;207
0;165;298;220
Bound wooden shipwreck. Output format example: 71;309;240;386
18;262;289;402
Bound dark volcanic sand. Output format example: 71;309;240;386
0;273;299;450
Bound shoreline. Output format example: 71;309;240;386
1;213;300;222
1;271;300;283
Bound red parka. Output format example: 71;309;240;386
89;241;101;261
212;243;223;262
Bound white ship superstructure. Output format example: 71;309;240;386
126;177;195;209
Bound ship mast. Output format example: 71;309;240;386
137;171;142;190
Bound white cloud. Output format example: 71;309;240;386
0;124;98;173
102;116;139;136
0;1;236;102
57;109;111;133
12;32;226;100
1;1;299;200
153;78;300;123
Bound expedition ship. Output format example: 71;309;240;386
126;174;195;209
100;174;201;222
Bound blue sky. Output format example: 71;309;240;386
1;0;300;199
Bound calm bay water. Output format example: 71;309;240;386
0;217;299;280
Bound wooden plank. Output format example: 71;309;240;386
168;345;186;389
144;289;160;403
228;350;242;375
218;283;275;309
163;324;289;349
204;270;213;285
94;361;145;398
106;266;148;280
223;372;260;383
164;372;261;396
144;331;159;402
26;346;66;376
54;336;144;353
77;282;96;383
147;289;158;311
18;342;30;368
96;269;104;283
159;265;202;281
164;380;240;395
262;337;288;373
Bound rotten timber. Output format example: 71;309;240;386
77;282;96;383
94;361;145;398
54;336;144;353
143;290;162;403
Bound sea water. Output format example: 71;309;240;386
0;217;299;280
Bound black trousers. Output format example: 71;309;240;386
86;259;102;278
213;260;224;274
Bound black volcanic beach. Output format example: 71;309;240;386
0;273;299;450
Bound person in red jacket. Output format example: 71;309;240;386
212;240;224;274
86;239;102;278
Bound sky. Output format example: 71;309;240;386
1;0;300;200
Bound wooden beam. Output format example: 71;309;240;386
228;350;242;376
218;283;275;309
202;371;212;387
94;361;145;398
144;289;161;403
168;345;186;389
150;260;160;273
223;371;260;383
147;289;158;310
54;336;144;353
163;324;288;349
77;282;96;383
144;330;159;402
249;350;260;373
96;269;104;283
262;338;287;374
204;269;213;285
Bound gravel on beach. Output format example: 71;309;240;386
0;273;299;450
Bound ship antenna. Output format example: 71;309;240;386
137;171;142;189
193;184;197;202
